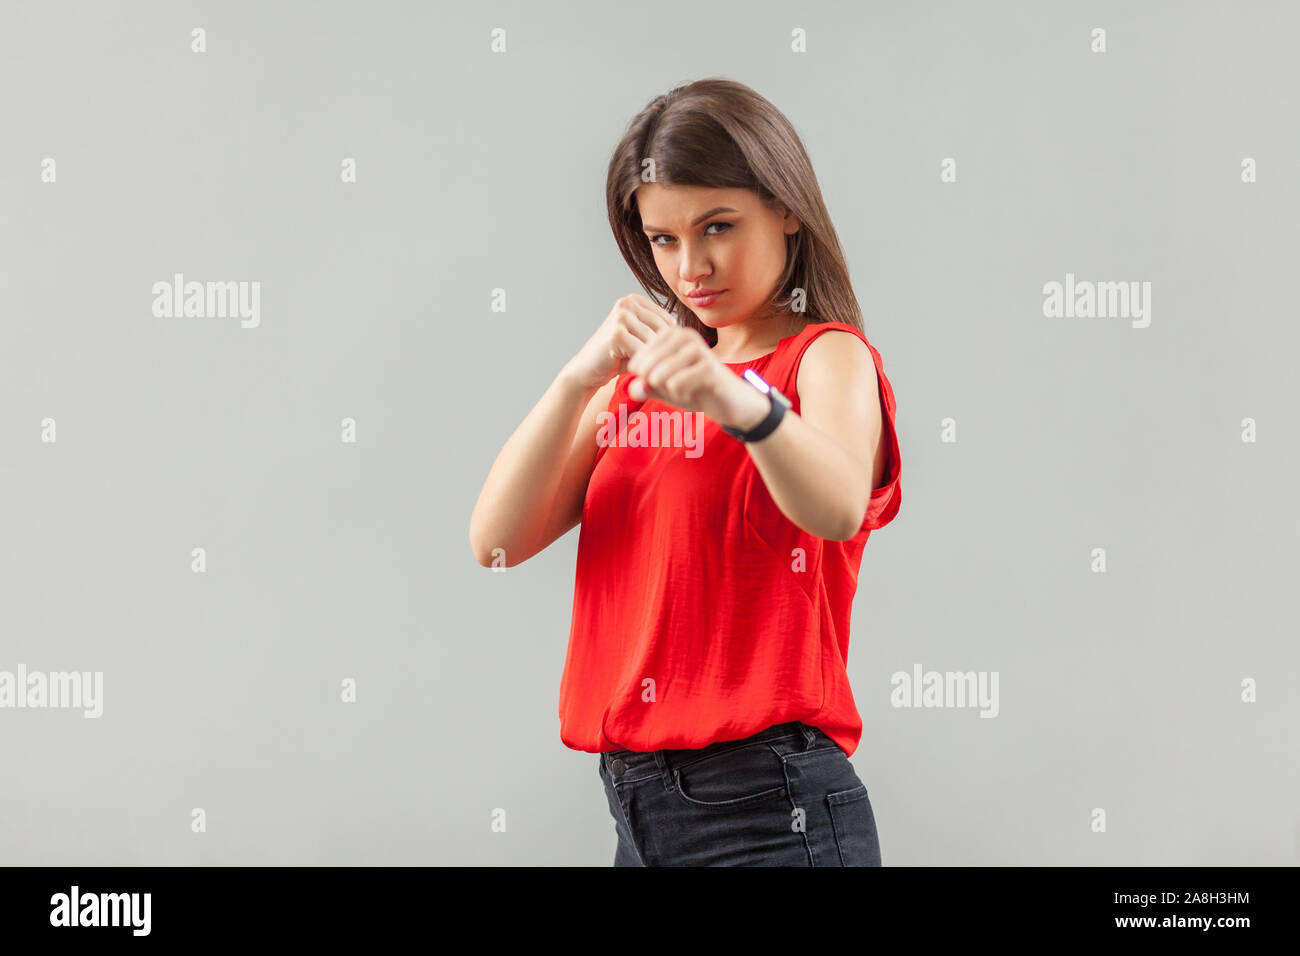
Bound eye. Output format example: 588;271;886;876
647;221;733;247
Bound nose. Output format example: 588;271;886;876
677;241;712;285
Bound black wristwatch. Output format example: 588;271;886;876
721;369;792;442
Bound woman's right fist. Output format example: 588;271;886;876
562;294;676;391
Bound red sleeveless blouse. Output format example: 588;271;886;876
557;320;901;757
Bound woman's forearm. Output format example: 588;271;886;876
469;366;601;566
733;393;870;541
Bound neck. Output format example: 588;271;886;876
711;313;804;363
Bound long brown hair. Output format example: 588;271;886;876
605;77;865;347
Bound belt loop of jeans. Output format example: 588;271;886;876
654;750;674;791
799;723;817;750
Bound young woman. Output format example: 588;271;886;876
469;78;902;866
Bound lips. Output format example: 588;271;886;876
686;289;726;307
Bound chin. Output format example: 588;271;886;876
689;307;736;329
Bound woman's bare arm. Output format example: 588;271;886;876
469;372;616;568
469;295;672;567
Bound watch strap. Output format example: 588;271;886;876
722;372;791;442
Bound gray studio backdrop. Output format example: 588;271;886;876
2;0;1296;866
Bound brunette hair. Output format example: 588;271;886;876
605;77;865;346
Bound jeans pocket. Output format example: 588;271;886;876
671;742;790;811
826;784;881;866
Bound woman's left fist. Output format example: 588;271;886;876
626;326;763;429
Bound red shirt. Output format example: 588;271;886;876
557;320;901;757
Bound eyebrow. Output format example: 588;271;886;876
641;206;739;233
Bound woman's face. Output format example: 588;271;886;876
635;183;800;331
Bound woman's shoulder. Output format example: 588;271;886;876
795;319;869;343
785;320;874;371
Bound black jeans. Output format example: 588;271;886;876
598;721;882;866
